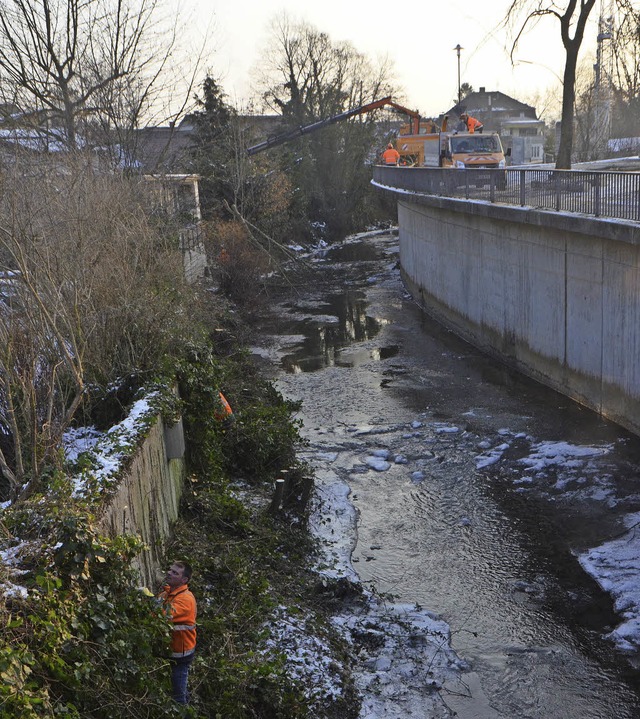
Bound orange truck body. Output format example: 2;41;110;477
395;124;507;171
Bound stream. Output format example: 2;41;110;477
256;229;640;718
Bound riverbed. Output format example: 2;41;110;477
255;229;640;718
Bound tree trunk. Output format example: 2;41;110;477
556;49;578;169
555;0;597;169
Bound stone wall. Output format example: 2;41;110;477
98;417;186;589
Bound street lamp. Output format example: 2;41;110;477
453;44;463;105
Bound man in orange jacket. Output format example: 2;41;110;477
382;142;400;165
158;561;197;705
214;390;235;428
459;112;484;134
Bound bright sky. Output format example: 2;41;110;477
186;0;601;120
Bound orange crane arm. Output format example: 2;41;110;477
246;96;421;155
379;100;421;134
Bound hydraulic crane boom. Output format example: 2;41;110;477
246;96;421;155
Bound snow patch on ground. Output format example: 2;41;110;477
365;456;391;472
518;440;611;472
261;604;346;708
308;459;466;717
579;512;640;653
334;599;465;719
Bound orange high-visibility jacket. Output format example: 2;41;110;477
214;391;233;421
159;584;197;658
382;147;400;165
465;116;483;134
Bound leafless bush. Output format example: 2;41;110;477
206;219;273;308
0;151;201;498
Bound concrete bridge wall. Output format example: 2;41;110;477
394;192;640;435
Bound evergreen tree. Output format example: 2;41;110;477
188;77;237;220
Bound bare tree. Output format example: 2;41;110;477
504;0;597;168
252;15;396;238
573;55;601;160
609;1;640;138
257;14;395;123
0;153;195;499
0;0;183;151
612;0;640;100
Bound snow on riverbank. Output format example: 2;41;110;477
308;461;467;718
475;431;640;654
579;513;640;654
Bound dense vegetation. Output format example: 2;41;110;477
0;313;360;718
0;134;365;715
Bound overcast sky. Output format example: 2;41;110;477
186;0;601;119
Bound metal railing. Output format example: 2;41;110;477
373;165;640;223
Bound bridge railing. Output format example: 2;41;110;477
373;165;640;223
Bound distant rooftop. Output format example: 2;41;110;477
134;120;196;174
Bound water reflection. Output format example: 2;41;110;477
336;345;400;369
281;290;392;373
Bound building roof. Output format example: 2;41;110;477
133;114;288;173
445;88;538;126
134;120;197;173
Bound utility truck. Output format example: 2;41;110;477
245;97;508;187
395;118;508;187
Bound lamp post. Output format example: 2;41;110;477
453;44;463;105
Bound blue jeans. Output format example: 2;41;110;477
170;654;194;704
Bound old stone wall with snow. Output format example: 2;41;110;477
98;417;186;588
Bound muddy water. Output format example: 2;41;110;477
261;231;640;718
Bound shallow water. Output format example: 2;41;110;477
263;231;640;718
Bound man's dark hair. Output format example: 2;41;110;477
174;561;193;581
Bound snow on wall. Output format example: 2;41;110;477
98;417;186;588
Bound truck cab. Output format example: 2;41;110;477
396;128;507;171
443;132;506;170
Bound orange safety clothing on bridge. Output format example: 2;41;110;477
382;144;400;165
461;114;484;134
158;583;197;658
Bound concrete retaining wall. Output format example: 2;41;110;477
99;417;186;589
396;194;640;435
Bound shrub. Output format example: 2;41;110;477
176;340;304;483
0;507;175;718
206;221;272;307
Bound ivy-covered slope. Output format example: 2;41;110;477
0;334;359;718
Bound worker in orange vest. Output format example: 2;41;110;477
158;561;197;705
459;112;484;134
382;142;400;165
214;390;234;428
